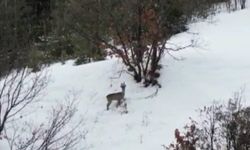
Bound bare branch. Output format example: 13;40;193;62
0;68;48;134
5;94;85;150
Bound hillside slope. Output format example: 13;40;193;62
1;6;250;150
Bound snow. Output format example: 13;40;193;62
0;139;9;150
1;5;250;150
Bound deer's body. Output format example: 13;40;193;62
106;83;126;110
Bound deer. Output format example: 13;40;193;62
106;82;126;110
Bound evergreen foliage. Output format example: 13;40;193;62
0;0;245;83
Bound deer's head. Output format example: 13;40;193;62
120;82;126;91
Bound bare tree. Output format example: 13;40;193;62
4;95;85;150
225;0;246;11
220;91;250;150
239;0;246;9
0;68;48;135
67;0;195;87
234;0;238;10
165;91;250;150
198;102;223;150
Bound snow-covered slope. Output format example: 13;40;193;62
2;6;250;150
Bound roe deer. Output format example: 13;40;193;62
106;82;126;110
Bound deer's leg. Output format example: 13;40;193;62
107;101;111;110
116;100;121;108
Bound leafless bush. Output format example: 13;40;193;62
0;68;48;134
220;91;250;150
163;120;201;150
165;90;250;150
4;95;85;150
198;102;224;150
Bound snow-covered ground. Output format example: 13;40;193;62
1;5;250;150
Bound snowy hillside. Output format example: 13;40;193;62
1;5;250;150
